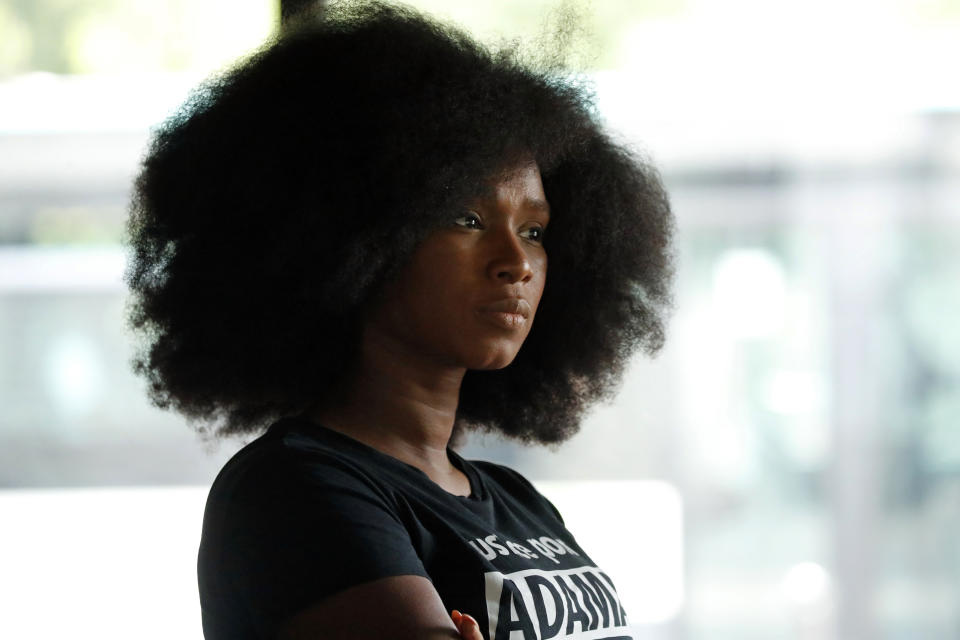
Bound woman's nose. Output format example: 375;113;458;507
486;227;534;284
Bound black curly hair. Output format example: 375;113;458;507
124;0;674;446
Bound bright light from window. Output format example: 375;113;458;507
45;332;105;417
535;480;685;625
712;249;787;340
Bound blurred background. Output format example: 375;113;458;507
1;0;958;638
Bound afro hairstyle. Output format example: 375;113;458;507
124;0;675;446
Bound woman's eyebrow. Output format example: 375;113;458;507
470;192;551;217
524;197;551;216
520;197;551;222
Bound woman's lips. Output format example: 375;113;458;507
477;298;531;330
478;298;530;317
478;310;528;329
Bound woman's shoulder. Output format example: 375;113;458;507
460;456;566;526
463;457;531;489
460;454;540;496
205;417;397;513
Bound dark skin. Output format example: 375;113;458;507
302;160;550;494
286;161;549;639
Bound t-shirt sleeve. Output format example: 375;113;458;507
200;448;429;638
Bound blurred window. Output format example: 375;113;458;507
1;1;958;639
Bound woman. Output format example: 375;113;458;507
124;2;674;639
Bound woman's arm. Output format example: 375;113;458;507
276;574;482;640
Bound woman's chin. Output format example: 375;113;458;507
466;350;520;371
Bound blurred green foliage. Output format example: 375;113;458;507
0;0;684;76
0;0;277;76
913;0;960;21
2;0;958;77
407;0;686;70
28;206;125;245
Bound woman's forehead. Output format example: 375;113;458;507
467;163;550;216
477;159;541;191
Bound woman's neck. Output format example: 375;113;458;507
303;323;467;479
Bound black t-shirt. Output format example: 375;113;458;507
198;417;634;640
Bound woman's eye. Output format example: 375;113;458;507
521;226;545;242
453;212;482;229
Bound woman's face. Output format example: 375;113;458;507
365;161;550;371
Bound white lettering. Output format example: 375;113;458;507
526;538;559;564
506;540;538;559
469;538;497;561
483;567;631;640
486;534;511;556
